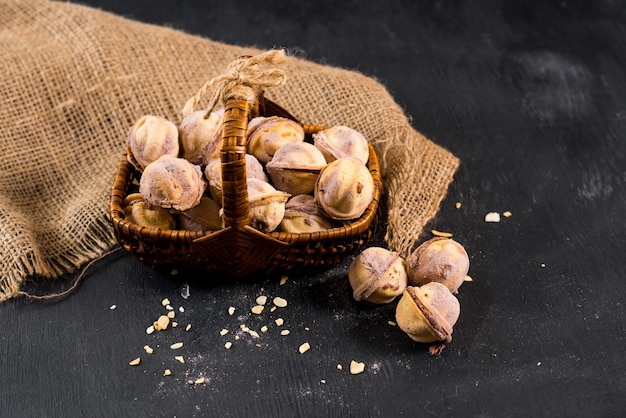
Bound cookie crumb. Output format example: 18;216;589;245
298;342;311;354
484;212;501;223
350;361;365;375
154;315;170;331
429;342;446;356
129;357;141;366
273;297;288;308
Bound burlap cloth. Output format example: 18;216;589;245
0;0;459;302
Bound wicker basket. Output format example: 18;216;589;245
109;94;383;277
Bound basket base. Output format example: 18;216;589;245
192;225;288;277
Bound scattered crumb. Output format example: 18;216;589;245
166;304;173;311
170;268;178;275
194;377;206;385
455;202;462;209
273;297;288;308
143;345;154;355
164;369;172;376
280;330;290;336
170;342;184;350
228;306;236;316
304;327;310;331
503;211;512;217
485;212;501;223
185;324;192;332
432;230;453;238
337;364;343;371
261;325;268;332
248;330;260;338
129;357;141;366
280;276;288;285
270;306;277;313
429;342;446;356
220;329;229;336
320;380;326;384
275;318;284;326
251;305;264;315
224;342;233;349
109;305;117;310
541;263;546;268
464;275;473;282
298;342;311;354
167;311;176;319
161;298;171;307
154;315;170;331
179;306;185;313
175;356;185;364
388;321;397;326
172;322;178;328
350;361;365;375
235;335;240;340
146;325;155;335
256;295;267;305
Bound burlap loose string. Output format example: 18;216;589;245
0;0;459;303
182;50;287;118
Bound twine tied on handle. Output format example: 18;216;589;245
182;49;288;118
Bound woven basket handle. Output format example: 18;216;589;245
181;50;287;228
220;96;255;228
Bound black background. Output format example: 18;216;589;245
3;1;626;417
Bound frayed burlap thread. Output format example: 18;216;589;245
0;0;459;302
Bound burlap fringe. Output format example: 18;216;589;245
374;126;460;255
0;216;118;303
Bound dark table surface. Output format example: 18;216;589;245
3;1;626;417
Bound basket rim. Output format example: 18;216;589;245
110;140;382;245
